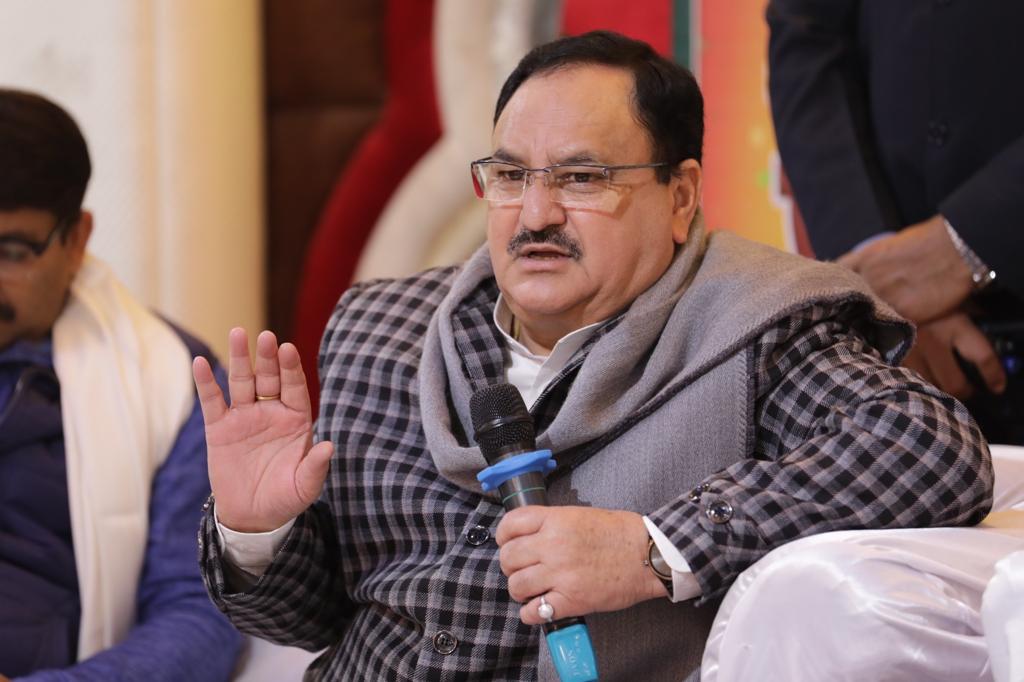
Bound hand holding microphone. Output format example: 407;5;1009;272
472;383;599;681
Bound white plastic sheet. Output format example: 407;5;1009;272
702;445;1024;682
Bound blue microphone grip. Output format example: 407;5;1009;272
546;623;599;681
478;450;600;681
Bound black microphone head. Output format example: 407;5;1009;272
470;383;536;464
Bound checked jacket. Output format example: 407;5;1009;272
199;253;992;680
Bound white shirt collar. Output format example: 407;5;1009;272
493;294;606;407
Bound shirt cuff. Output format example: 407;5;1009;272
850;231;895;253
215;508;296;577
642;515;702;602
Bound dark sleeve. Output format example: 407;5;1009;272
198;499;352;652
766;0;904;258
195;279;422;654
195;333;354;651
647;307;993;603
939;133;1024;299
21;362;244;682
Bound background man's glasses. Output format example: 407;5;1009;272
0;220;66;279
470;158;668;211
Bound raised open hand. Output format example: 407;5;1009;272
192;328;333;532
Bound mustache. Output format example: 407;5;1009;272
0;302;14;323
506;227;583;260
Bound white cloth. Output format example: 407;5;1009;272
983;446;1024;682
52;254;195;660
230;635;318;682
701;445;1024;682
983;550;1024;682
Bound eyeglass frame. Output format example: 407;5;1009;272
469;157;672;208
0;217;70;273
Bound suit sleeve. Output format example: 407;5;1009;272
198;499;352;652
766;0;904;258
647;306;993;603
939;133;1024;299
20;362;243;682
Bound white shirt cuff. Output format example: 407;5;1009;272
643;515;702;602
215;508;296;577
851;231;895;252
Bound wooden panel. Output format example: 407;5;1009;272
262;0;387;335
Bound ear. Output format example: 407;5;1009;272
670;159;702;244
64;210;93;274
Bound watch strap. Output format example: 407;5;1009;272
943;218;996;290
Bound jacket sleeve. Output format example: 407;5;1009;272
766;0;904;258
198;498;351;653
768;0;1024;299
20;362;243;682
647;306;994;604
938;133;1024;299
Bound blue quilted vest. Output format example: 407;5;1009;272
0;345;80;674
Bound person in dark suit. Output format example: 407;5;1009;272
768;0;1024;444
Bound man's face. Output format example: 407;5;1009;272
487;64;700;344
0;207;91;349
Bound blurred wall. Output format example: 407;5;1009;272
262;0;386;337
0;0;797;357
0;0;264;359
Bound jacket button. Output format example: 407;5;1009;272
432;630;458;655
706;500;733;524
927;120;949;147
466;525;491;546
688;488;702;502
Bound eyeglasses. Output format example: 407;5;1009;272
0;220;66;279
470;158;669;211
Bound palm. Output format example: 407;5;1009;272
194;329;333;532
206;401;315;530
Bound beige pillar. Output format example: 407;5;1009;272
0;0;264;359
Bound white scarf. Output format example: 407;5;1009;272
51;255;195;660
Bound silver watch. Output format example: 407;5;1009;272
646;536;673;596
943;218;996;290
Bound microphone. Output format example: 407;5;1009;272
471;383;599;682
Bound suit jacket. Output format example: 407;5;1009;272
199;233;991;681
768;0;1024;302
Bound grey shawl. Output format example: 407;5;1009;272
419;216;907;495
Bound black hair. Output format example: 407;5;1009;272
494;30;703;182
0;88;91;233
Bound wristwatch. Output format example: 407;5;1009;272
943;218;996;291
646;536;674;598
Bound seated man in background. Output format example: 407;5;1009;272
0;90;240;680
194;33;993;680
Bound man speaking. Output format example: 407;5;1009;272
194;32;992;680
